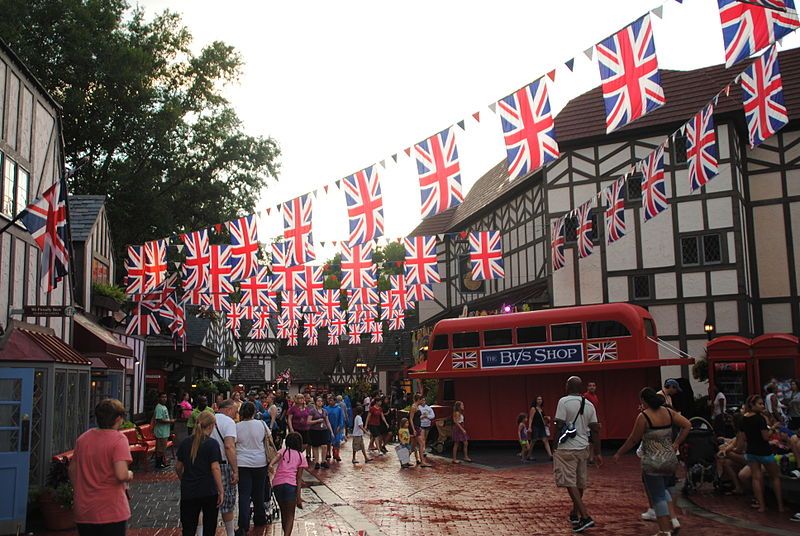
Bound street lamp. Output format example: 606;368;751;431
704;317;715;340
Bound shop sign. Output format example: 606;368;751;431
21;305;76;317
481;343;584;369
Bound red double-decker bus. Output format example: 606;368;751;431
410;303;691;440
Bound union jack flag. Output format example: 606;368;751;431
740;45;789;147
159;296;185;343
126;245;146;295
497;77;560;181
596;15;665;133
342;166;384;245
468;231;504;281
340;242;375;289
277;315;296;338
406;283;434;302
207;245;234;295
576;202;594;259
718;0;799;68
348;287;378;314
327;332;340;345
641;145;668;221
415;127;464;218
225;303;245;334
143;240;168;292
181;229;210;291
587;341;618;362
347;329;362;345
252;308;272;331
388;310;405;331
271;242;305;292
404;236;440;285
296;266;323;308
451;351;478;369
315;289;341;320
280;291;303;320
19;179;69;292
686;104;719;192
240;267;276;310
551;218;566;271
281;194;315;265
370;320;384;343
241;304;260;320
303;313;319;340
287;328;299;346
389;274;409;311
126;302;161;336
181;288;206;307
249;325;270;340
604;177;627;245
328;309;347;336
379;291;393;320
227;215;260;281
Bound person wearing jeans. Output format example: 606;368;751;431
235;402;268;535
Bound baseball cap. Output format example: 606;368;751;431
664;379;682;392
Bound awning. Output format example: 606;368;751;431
73;312;134;357
408;360;428;373
408;357;692;379
0;321;91;365
88;354;125;371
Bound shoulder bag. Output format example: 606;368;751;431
262;420;278;463
558;397;586;445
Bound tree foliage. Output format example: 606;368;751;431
322;241;406;293
0;0;280;269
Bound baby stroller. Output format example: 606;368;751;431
680;417;719;495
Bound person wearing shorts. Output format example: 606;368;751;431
269;432;307;536
351;405;371;464
554;376;601;533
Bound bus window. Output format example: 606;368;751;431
551;323;583;341
442;380;455;401
586;320;630;339
517;325;547;344
644;319;656;338
452;332;480;349
431;334;449;350
484;329;513;347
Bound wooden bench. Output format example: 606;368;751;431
122;428;150;468
138;423;176;460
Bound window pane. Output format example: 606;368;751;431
587;320;631;338
681;237;699;265
2;157;14;216
452;332;479;349
484;329;513;347
703;234;722;264
551;323;582;341
633;275;651;300
564;215;578;242
627;174;642;200
672;135;688;165
431;335;449;351
15;168;29;214
517;325;547;344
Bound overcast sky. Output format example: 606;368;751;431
138;0;799;252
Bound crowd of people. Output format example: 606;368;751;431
63;375;800;536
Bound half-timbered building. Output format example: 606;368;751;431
412;48;800;397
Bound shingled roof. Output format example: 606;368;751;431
68;195;106;242
411;47;800;236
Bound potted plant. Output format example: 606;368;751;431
38;459;75;530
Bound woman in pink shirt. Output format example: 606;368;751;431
69;399;133;536
269;432;307;536
178;392;193;421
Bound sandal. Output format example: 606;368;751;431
452;460;461;464
464;458;473;462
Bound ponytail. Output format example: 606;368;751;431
191;412;216;464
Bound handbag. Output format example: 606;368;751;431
262;421;278;462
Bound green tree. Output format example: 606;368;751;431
0;0;280;270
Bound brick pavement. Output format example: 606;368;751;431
32;441;795;535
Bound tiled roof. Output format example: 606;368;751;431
410;47;800;236
275;333;383;382
68;195;106;242
0;323;91;365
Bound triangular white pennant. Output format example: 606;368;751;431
488;102;497;114
652;5;663;19
584;46;594;60
392;154;398;164
175;244;185;253
379;160;386;169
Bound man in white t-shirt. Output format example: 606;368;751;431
213;400;239;536
554;376;601;533
351;405;370;464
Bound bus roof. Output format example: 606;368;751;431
432;303;652;334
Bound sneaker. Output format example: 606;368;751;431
314;463;320;469
573;517;594;533
352;460;359;464
671;518;681;531
569;514;579;528
321;462;330;469
641;508;656;521
334;457;342;462
790;513;800;522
